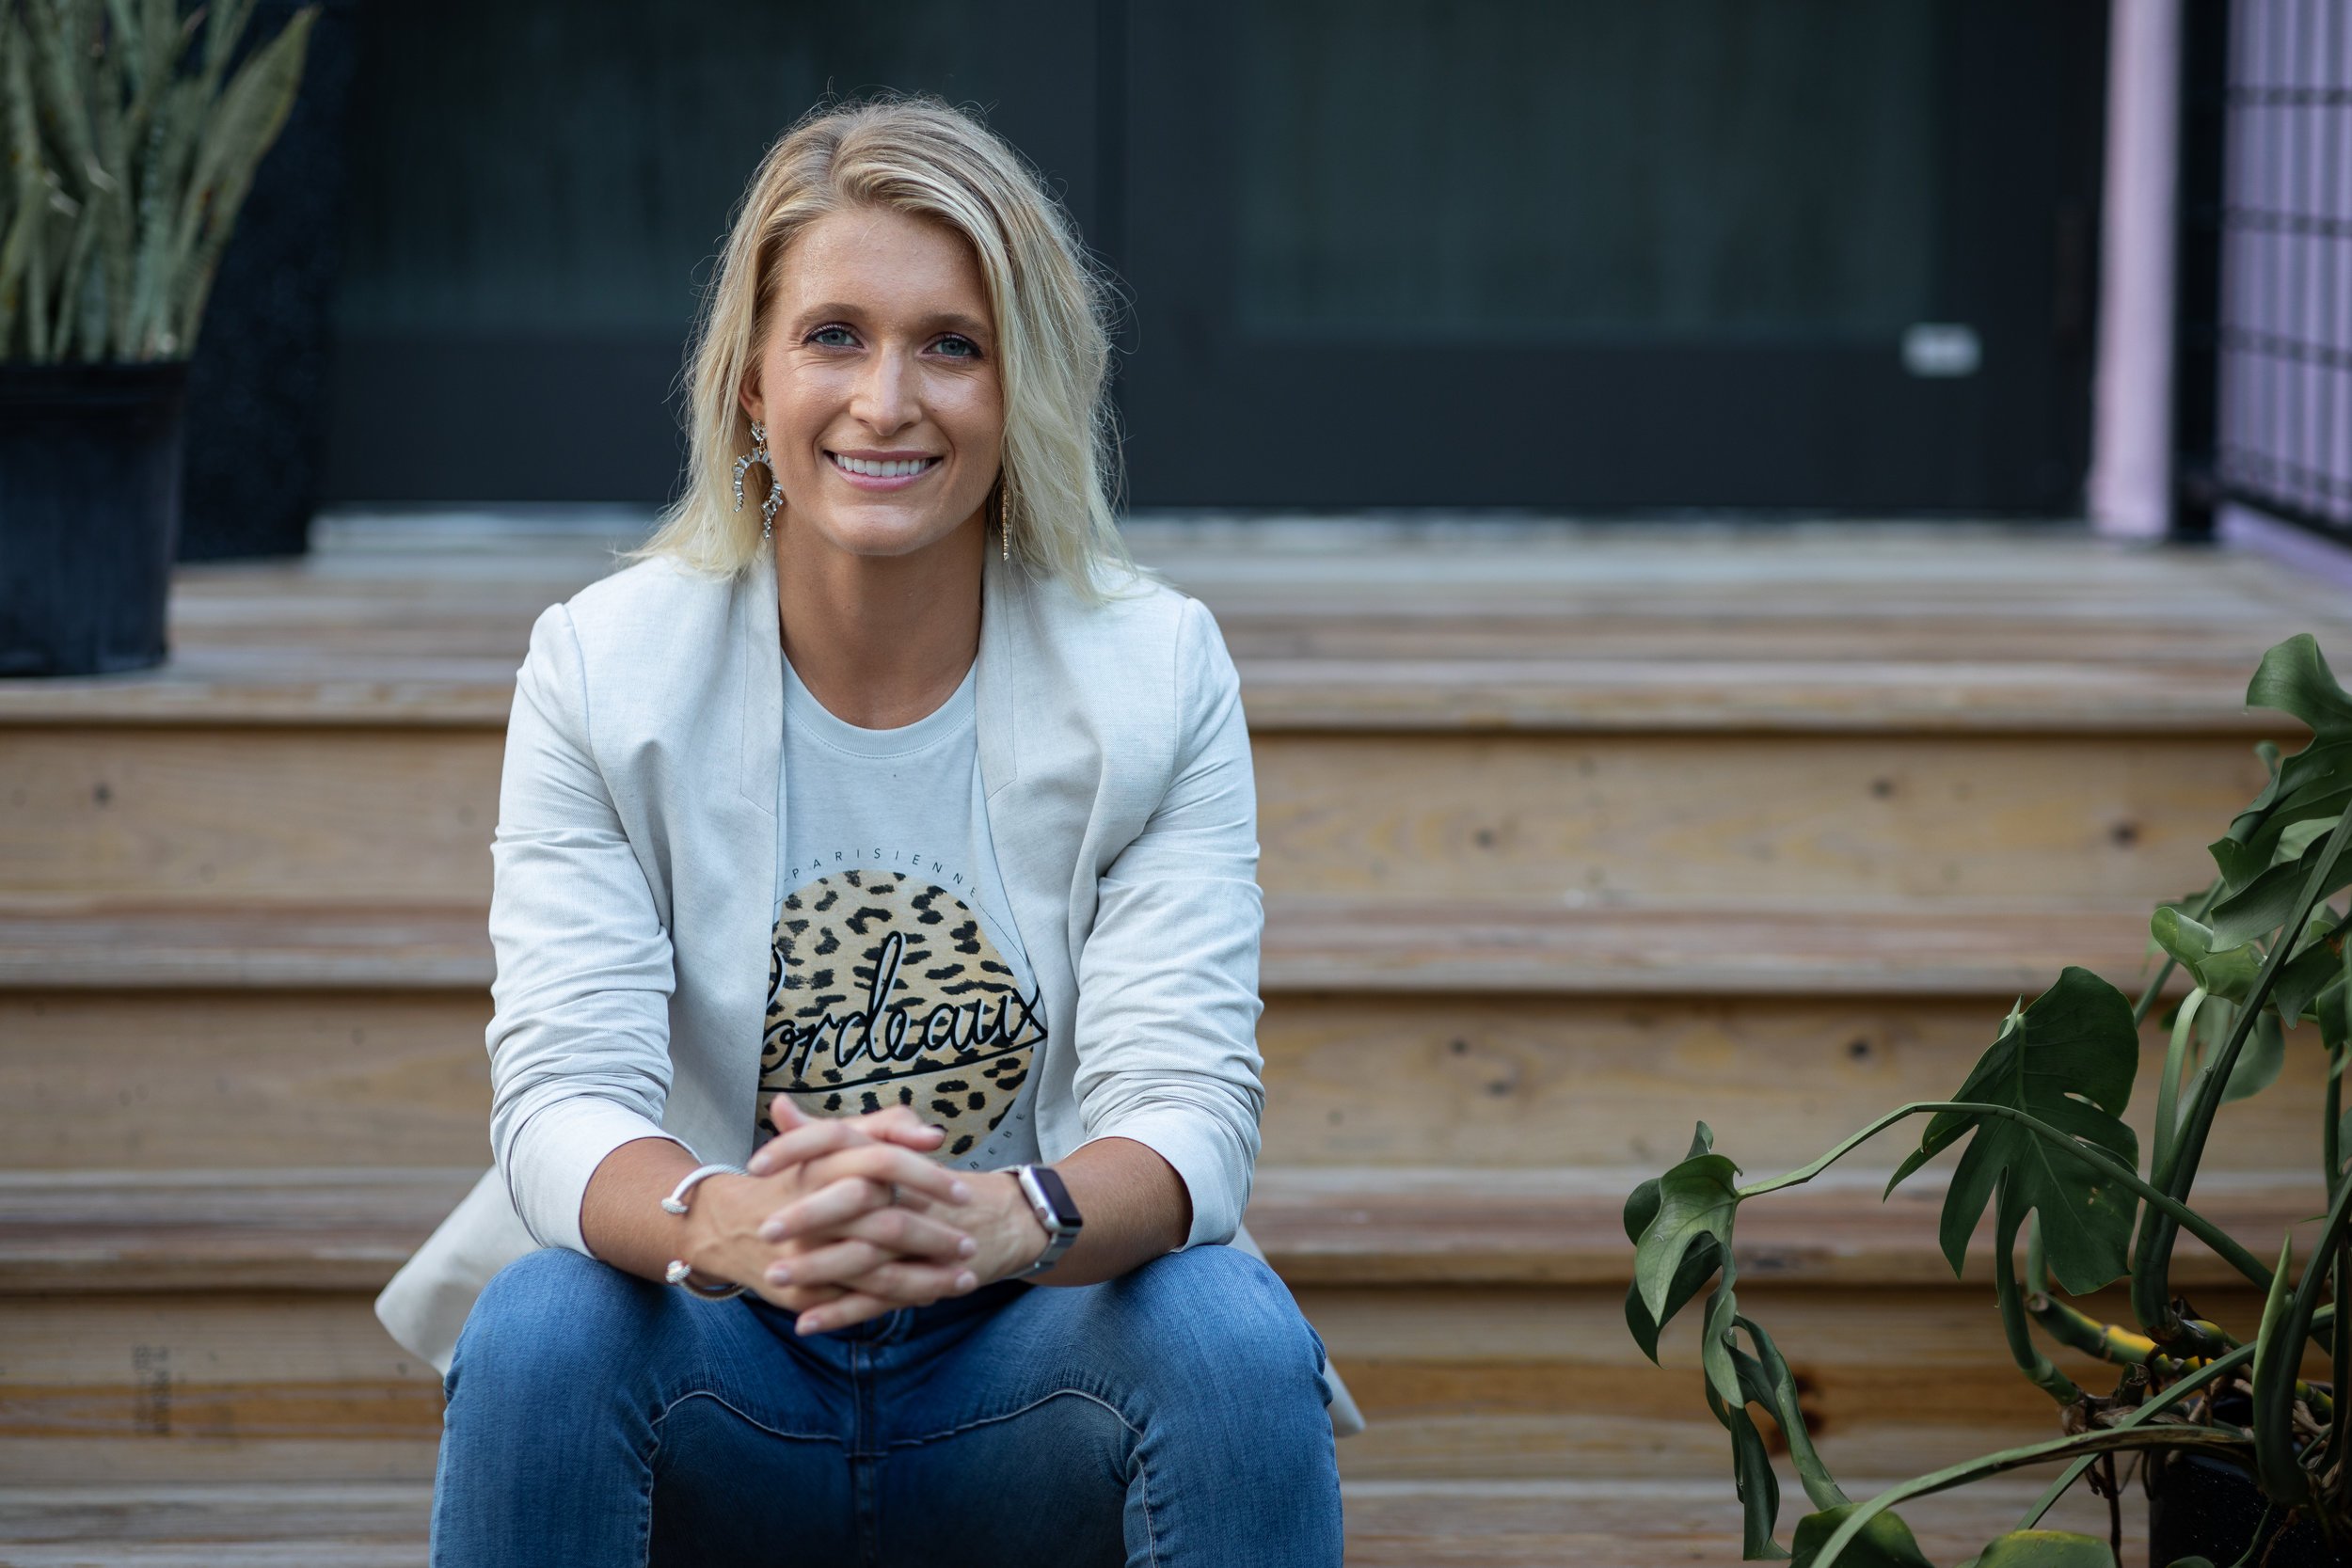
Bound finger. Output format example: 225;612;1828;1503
745;1116;876;1178
765;1203;974;1270
795;1290;896;1335
802;1143;970;1208
770;1219;977;1289
761;1173;900;1240
794;1275;973;1336
856;1104;946;1151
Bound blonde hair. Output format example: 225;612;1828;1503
622;92;1139;599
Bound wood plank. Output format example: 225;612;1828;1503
1;727;2270;907
0;898;2199;998
7;987;2319;1178
1256;992;2320;1175
1253;731;2267;907
0;729;500;904
0;1477;2133;1568
1298;1280;2316;1484
1258;900;2185;997
2;519;2344;735
0;1166;2309;1294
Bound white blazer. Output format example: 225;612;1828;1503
373;540;1364;1436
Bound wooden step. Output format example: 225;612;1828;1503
0;896;2187;995
0;724;2274;909
0;1475;2137;1567
6;518;2345;736
0;1275;2301;1490
0;1166;2312;1295
1;907;2322;1179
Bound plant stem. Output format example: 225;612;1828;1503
2328;1043;2345;1210
2026;1291;2159;1365
1737;1100;2277;1294
2154;987;2208;1186
2137;809;2352;1344
1996;1180;2081;1403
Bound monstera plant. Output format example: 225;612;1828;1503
1628;634;2352;1567
0;0;317;674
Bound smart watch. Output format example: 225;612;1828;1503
1010;1164;1083;1277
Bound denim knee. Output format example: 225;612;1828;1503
446;1244;666;1403
1114;1243;1327;1398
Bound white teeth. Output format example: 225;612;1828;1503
833;454;932;479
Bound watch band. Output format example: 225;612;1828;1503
660;1162;749;1299
1010;1163;1083;1278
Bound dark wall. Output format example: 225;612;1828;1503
322;0;2106;515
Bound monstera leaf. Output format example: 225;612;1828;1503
1789;1506;1934;1568
1889;968;2140;1294
1970;1530;2114;1567
2207;637;2352;944
1625;1123;1725;1362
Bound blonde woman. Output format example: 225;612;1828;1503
393;93;1351;1564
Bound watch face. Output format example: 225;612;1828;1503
1029;1164;1082;1227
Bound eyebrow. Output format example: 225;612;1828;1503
796;304;993;339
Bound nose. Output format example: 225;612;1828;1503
850;342;920;436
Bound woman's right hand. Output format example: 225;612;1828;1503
681;1101;979;1315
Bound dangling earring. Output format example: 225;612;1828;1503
734;420;783;541
993;479;1009;562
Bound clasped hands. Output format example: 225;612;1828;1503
680;1094;1048;1336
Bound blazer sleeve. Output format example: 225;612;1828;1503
1068;593;1267;1249
485;601;701;1255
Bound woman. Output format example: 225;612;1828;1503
412;93;1351;1564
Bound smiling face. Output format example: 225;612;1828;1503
738;204;1006;562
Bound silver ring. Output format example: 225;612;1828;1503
886;1181;902;1208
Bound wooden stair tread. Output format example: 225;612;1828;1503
1;522;2341;735
0;1165;2308;1292
0;899;2178;997
0;1475;2135;1566
0;645;2309;736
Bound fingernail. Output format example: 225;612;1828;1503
795;1314;819;1335
767;1264;791;1284
950;1180;971;1201
758;1224;783;1242
958;1236;977;1257
955;1271;977;1291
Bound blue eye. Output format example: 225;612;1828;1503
933;335;980;358
807;325;855;347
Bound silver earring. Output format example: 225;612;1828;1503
994;481;1009;562
734;420;783;541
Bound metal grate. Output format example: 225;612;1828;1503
2193;0;2352;541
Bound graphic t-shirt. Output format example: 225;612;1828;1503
756;654;1046;1170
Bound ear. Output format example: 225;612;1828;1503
737;371;763;428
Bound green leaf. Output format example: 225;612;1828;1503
2151;907;2262;1001
1971;1531;2113;1566
2249;1234;2312;1508
1624;1123;1725;1362
2216;638;2352;887
1739;1314;1850;1513
1634;1150;1742;1327
2210;815;2352;947
1791;1506;1934;1568
1888;968;2140;1294
2271;911;2349;1024
1706;1376;1788;1560
2221;1010;2284;1104
1623;1238;1719;1363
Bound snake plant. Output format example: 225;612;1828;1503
0;0;316;363
1629;633;2352;1566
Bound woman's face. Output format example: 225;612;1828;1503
739;204;1005;562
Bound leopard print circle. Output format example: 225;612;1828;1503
759;867;1042;1159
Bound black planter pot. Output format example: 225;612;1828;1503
0;361;190;676
2147;1449;2344;1567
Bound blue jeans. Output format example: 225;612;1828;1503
430;1242;1343;1566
